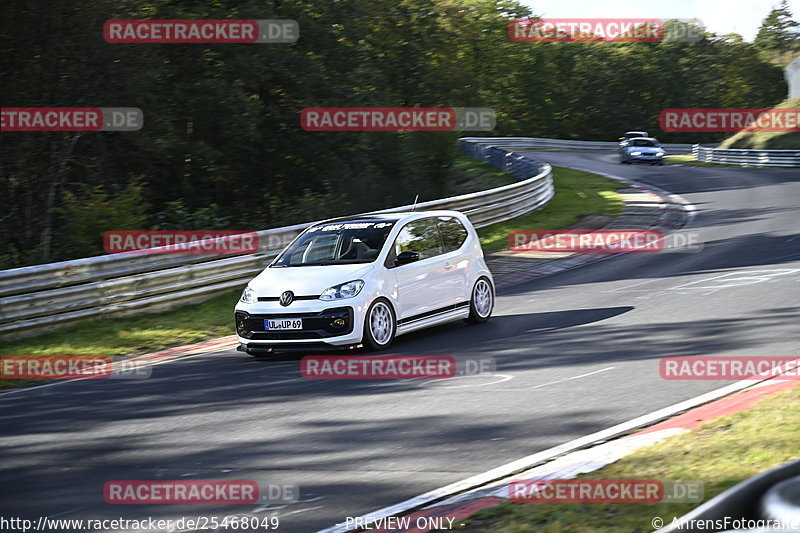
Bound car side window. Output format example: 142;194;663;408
392;219;444;262
438;216;468;253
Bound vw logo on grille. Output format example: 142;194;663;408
279;290;294;307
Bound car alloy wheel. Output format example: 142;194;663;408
465;277;493;324
363;299;395;350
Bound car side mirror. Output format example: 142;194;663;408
394;250;420;266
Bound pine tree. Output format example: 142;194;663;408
754;0;800;54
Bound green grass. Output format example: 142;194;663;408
718;97;800;150
448;156;518;195
0;161;624;388
477;167;626;253
0;288;242;388
460;384;800;533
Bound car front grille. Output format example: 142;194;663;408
235;307;354;340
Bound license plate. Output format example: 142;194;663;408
264;318;303;330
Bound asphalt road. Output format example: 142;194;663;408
2;151;798;533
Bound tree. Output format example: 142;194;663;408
754;0;800;55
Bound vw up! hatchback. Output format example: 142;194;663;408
234;210;494;355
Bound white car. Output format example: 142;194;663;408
619;137;665;165
234;210;494;355
619;131;649;147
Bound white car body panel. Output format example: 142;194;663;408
234;210;493;352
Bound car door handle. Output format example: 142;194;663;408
443;262;454;271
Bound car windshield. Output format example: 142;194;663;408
630;139;659;147
272;219;397;267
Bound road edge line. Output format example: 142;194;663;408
318;361;800;533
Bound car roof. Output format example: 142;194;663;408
625;131;648;135
314;210;465;226
628;137;659;142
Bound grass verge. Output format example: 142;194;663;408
0;162;624;387
718;97;800;150
460;383;800;533
0;288;242;388
477;166;626;253
448;156;518;194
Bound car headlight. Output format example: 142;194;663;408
631;151;642;155
320;280;364;301
240;287;258;304
656;151;664;156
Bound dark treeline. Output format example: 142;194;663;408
0;0;789;267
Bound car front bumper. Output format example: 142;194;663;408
234;295;371;350
628;153;663;162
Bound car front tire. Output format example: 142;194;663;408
465;277;494;324
362;298;396;351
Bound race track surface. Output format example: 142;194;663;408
2;151;798;532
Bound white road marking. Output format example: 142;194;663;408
666;268;800;295
414;374;515;389
500;366;616;392
317;364;800;533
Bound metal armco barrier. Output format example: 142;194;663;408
459;136;701;154
693;145;800;167
0;142;553;340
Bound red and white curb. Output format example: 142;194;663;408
0;335;239;396
319;362;800;533
121;334;238;366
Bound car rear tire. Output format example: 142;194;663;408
362;298;396;351
465;277;494;324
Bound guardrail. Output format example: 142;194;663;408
458;136;798;167
0;143;553;340
460;136;702;154
692;145;800;167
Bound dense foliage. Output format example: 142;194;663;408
0;0;791;266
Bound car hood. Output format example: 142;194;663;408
248;263;377;296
